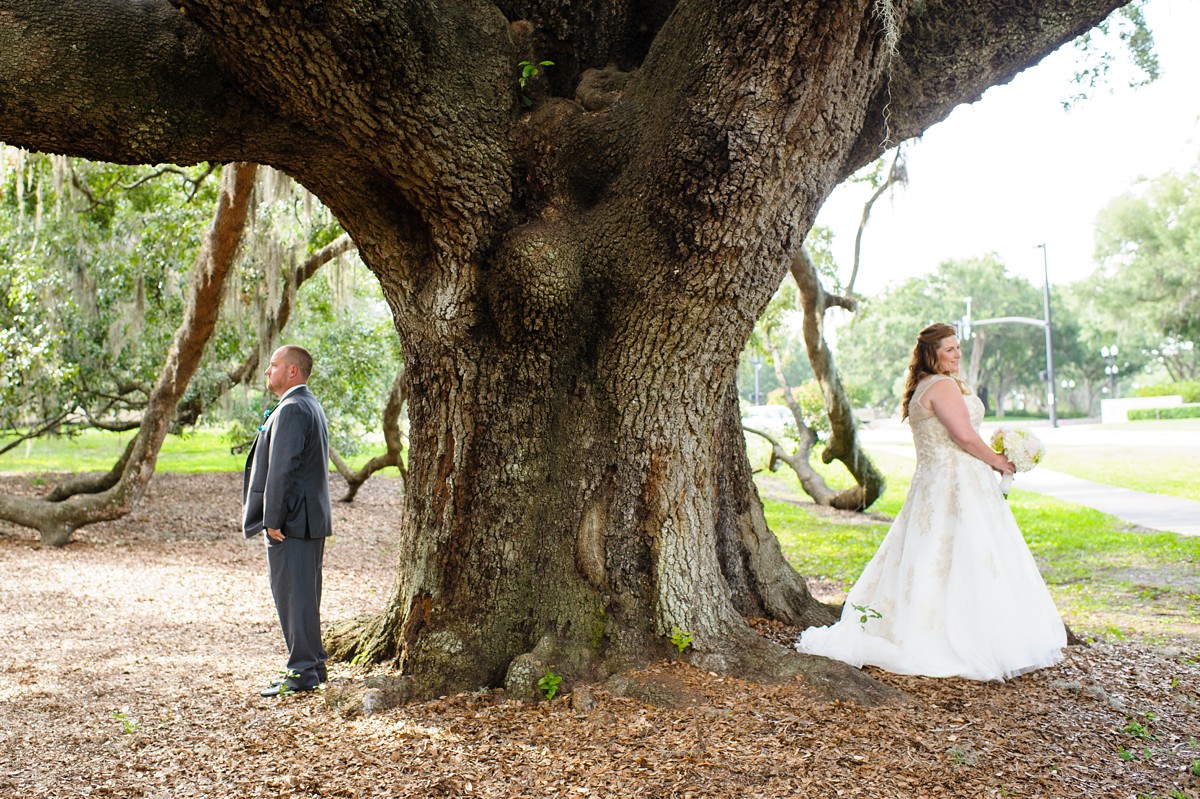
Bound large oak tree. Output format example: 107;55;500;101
0;0;1125;698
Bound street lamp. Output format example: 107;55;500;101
1101;345;1119;397
750;354;763;406
1036;243;1057;428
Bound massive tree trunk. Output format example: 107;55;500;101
0;0;1125;692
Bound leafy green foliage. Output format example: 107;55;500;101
0;153;215;433
1;149;403;472
835;255;1045;414
1067;0;1159;109
1127;406;1200;421
516;59;555;107
1134;381;1200;402
1092;163;1200;381
669;627;693;654
537;667;562;700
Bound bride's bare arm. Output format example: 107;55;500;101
923;380;1014;473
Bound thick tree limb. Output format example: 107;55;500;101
0;1;282;165
840;0;1126;179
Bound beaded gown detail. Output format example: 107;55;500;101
796;375;1066;681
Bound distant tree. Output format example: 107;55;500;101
0;162;257;545
1092;164;1200;381
837;256;1047;414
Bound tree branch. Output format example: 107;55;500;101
329;368;408;502
790;247;884;511
0;1;280;166
839;0;1128;179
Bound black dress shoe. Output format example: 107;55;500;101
259;682;319;698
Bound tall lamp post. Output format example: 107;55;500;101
750;354;763;406
1036;243;1057;428
1102;345;1119;397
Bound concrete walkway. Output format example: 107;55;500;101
860;423;1200;538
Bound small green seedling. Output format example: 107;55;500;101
852;603;882;627
517;59;555;106
669;627;694;654
538;667;563;701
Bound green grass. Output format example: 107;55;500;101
0;428;244;473
1040;446;1200;502
760;451;1200;646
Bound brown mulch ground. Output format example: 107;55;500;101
1;473;1198;799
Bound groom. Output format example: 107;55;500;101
242;345;333;697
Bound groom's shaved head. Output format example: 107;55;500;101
278;345;313;379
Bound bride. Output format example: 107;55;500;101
796;322;1066;681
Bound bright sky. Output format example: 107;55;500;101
815;0;1200;297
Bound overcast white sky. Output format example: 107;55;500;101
815;0;1200;297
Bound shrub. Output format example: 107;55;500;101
1127;405;1200;421
1134;381;1200;403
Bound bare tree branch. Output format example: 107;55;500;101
846;150;907;296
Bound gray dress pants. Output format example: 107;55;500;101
266;535;327;688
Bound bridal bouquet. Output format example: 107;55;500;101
989;426;1045;497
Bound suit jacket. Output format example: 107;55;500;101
242;384;333;540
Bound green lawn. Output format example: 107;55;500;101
758;450;1200;647
6;424;1198;646
0;428;245;473
1040;445;1200;502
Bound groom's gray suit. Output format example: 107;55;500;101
243;383;332;690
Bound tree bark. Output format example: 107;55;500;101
0;0;1126;690
0;163;257;545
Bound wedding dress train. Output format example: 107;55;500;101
796;375;1066;681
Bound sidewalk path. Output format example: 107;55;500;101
863;430;1200;538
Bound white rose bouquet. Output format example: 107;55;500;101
988;426;1045;497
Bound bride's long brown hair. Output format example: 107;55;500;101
900;322;969;421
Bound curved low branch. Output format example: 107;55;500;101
329;368;408;502
42;436;138;502
790;248;884;512
743;426;841;507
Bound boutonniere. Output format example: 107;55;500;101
258;405;277;433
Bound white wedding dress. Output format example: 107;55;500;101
796;375;1066;681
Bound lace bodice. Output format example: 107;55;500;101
909;375;984;467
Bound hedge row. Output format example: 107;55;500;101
1134;381;1200;403
1127;405;1200;421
